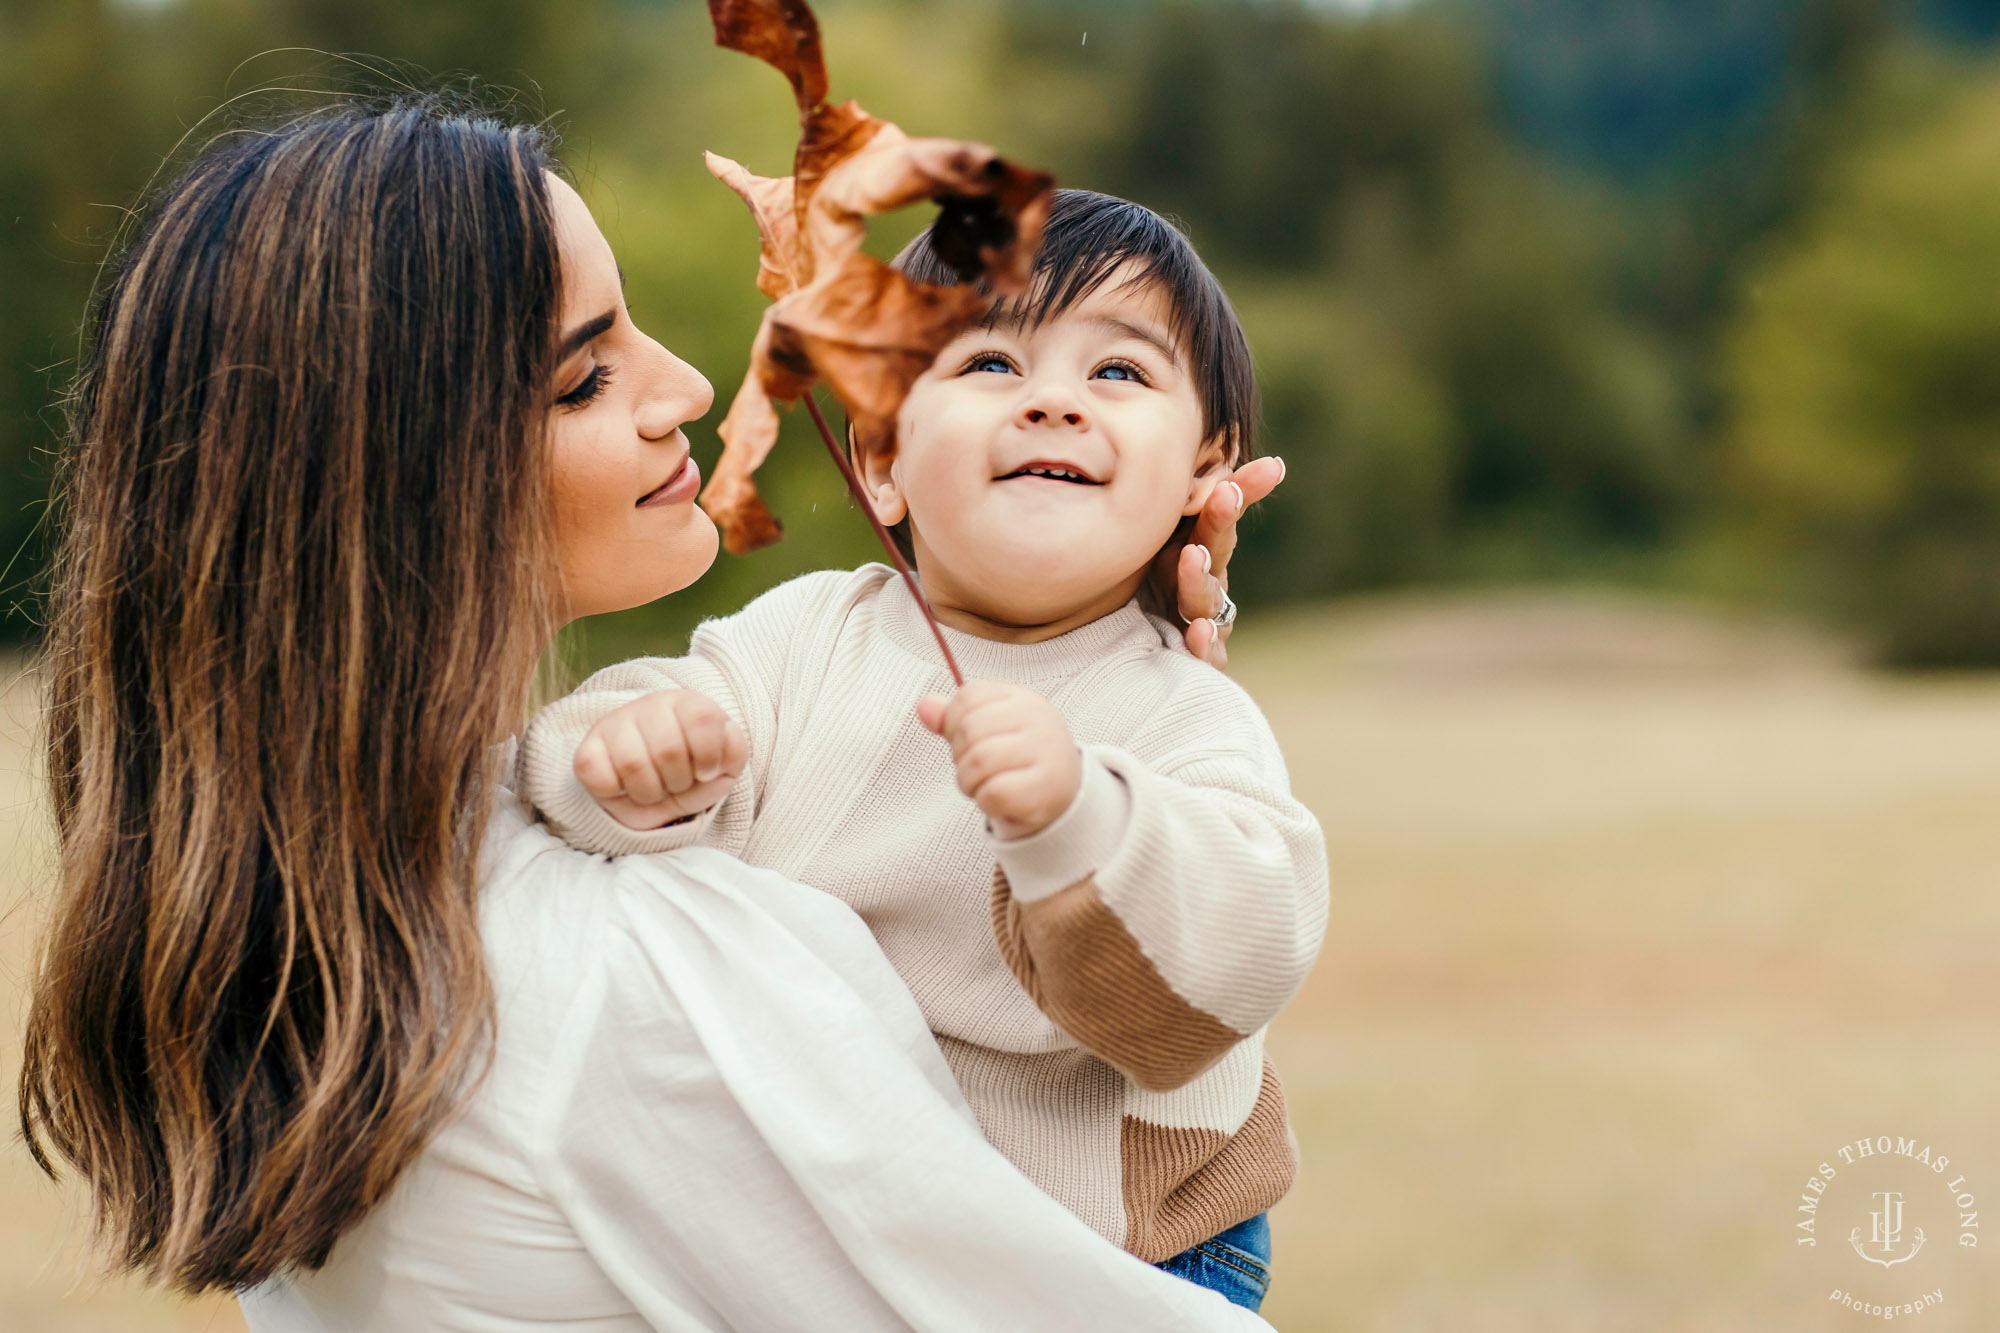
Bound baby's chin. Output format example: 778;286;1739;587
927;529;1153;620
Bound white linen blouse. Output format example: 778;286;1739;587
239;791;1271;1331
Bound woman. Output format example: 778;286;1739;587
17;99;1278;1330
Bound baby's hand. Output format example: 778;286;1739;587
573;690;748;832
917;681;1082;841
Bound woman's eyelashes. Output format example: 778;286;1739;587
557;362;614;409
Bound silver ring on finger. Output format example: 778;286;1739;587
1210;588;1237;632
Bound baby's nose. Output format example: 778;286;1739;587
1023;406;1085;427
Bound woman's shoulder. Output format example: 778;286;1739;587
475;797;940;1091
476;797;618;989
469;802;631;1121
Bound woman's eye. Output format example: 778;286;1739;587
967;354;1016;375
557;363;613;408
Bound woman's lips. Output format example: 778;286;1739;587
636;454;700;508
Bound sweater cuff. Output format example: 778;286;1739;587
992;751;1132;903
516;720;718;858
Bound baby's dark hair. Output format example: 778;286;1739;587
885;189;1259;615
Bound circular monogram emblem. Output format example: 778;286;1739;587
1795;1136;1983;1320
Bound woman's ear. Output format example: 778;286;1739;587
1180;431;1236;517
855;430;908;526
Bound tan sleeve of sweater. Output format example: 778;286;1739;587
989;712;1328;1091
990;862;1245;1092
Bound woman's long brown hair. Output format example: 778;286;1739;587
18;99;564;1292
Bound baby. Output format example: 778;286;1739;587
519;189;1329;1310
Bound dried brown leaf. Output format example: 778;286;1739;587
769;252;988;449
698;0;1054;554
704;152;801;302
793;100;888;276
708;0;827;110
707;363;785;555
801;125;1053;297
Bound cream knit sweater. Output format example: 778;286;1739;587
519;565;1329;1262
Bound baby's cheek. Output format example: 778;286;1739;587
1127;465;1198;539
907;446;981;521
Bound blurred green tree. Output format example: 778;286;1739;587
1725;55;2000;664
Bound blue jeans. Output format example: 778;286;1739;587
1156;1213;1271;1312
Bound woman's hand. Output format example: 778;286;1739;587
1176;456;1284;668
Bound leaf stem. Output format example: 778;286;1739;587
803;394;966;687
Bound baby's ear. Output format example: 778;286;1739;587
853;425;908;526
1180;431;1235;516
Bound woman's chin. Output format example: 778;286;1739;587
562;508;721;621
650;507;720;601
683;506;720;576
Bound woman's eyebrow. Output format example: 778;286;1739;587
558;269;629;358
559;310;616;358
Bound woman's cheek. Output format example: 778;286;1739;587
549;427;621;598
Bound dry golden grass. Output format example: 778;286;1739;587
1244;594;2000;1332
5;591;1999;1331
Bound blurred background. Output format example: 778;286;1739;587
4;0;2000;1329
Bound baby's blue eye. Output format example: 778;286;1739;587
970;355;1015;374
1094;362;1138;382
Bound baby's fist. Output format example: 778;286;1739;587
917;680;1081;841
573;690;748;832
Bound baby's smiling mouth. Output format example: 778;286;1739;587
997;462;1104;485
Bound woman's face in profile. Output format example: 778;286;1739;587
545;172;717;621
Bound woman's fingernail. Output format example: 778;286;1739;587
1273;457;1287;484
1228;481;1244;515
1197;544;1212;573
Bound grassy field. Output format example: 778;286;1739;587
6;592;2000;1331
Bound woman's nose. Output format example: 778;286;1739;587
636;339;714;440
